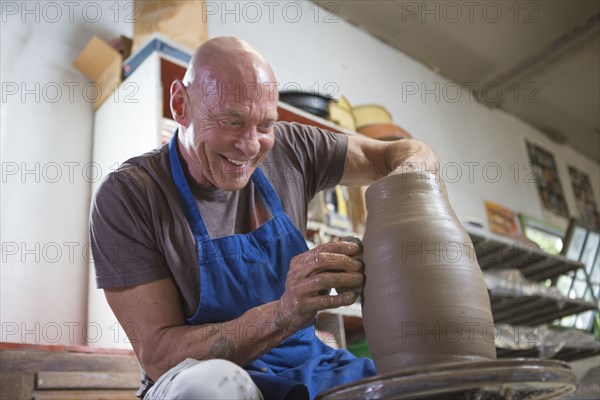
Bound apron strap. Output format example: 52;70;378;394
168;132;211;240
250;167;285;216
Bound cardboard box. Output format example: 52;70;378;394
132;0;207;54
73;36;131;109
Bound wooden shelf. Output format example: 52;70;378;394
497;346;600;362
490;293;597;326
466;225;584;281
277;101;357;136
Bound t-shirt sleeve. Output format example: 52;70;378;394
273;122;348;200
90;166;172;289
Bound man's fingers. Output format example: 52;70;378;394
291;252;363;278
314;240;362;258
283;240;366;324
334;287;361;295
303;272;364;293
340;236;363;254
309;291;358;311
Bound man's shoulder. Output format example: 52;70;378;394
95;145;170;198
273;121;321;136
272;121;327;150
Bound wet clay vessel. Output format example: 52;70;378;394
362;172;496;373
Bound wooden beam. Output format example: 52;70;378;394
36;371;139;390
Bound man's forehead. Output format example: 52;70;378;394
219;106;279;121
197;80;278;103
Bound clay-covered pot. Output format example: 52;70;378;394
362;172;496;374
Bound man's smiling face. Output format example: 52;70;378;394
183;79;278;191
173;38;279;191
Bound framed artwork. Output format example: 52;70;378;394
484;201;519;237
568;165;600;230
526;141;569;218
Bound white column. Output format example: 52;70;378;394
87;53;162;348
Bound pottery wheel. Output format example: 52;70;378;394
316;359;577;400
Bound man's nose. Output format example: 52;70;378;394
234;127;260;158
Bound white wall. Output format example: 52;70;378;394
1;2;133;346
207;0;600;230
1;1;598;347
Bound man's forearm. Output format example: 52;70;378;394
146;300;298;381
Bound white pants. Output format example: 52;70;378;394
143;358;264;400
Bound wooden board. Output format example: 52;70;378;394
36;371;139;390
1;349;140;374
33;390;138;400
1;347;141;400
1;372;35;400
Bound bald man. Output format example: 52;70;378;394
90;37;438;400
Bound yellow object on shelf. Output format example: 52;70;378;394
335;186;348;217
347;186;367;234
338;96;353;110
353;105;393;128
328;102;356;131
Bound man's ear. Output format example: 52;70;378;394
170;80;189;126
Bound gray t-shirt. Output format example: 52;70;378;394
90;121;348;317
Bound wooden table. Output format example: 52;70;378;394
1;342;140;400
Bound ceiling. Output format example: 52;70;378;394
314;0;600;163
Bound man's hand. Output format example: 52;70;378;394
340;135;440;187
387;138;439;176
278;239;364;329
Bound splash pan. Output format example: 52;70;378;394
317;359;577;400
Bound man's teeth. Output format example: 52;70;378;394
227;158;248;166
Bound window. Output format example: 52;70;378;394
557;221;600;332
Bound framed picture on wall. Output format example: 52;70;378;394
568;165;600;230
526;141;569;219
484;201;520;237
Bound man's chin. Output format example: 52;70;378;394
213;176;252;191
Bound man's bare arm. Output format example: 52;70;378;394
105;278;294;381
104;241;363;382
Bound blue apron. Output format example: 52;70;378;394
169;134;375;399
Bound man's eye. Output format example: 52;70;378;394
259;123;275;131
223;120;243;128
